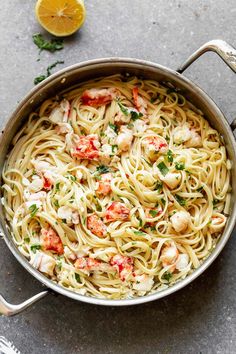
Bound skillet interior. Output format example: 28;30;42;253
0;58;235;306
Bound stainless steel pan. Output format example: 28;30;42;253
0;39;235;315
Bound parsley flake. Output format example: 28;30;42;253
29;204;39;217
33;33;64;53
30;244;41;253
157;162;169;176
175;162;185;170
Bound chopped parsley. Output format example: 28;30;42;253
24;237;30;243
117;101;129;116
96;165;110;175
160;198;166;206
54;200;59;207
75;273;81;283
96;204;102;212
163;271;172;282
138;218;143;227
55;182;60;191
34;60;64;85
157;162;169;176
175;162;185;170
111;144;118;153
29;204;39;217
130;111;143;121
167;149;173;162
213;199;219;209
33;33;64;53
133;230;147;236
108;122;118;133
149;210;158;217
155;182;163;192
30;244;41;253
67;175;77;182
175;194;186;206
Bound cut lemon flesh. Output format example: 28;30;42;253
35;0;86;37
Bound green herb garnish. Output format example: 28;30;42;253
167;150;173;162
155;182;163;192
24;237;30;243
157;162;169;176
130;111;143;121
30;244;41;253
161;198;166;205
118;101;129;116
96;165;110;175
55;182;60;191
149;210;158;217
175;195;186;206
175;162;185;170
108;122;118;133
133;230;147;236
34;60;64;85
29;204;39;217
163;271;172;282
33;33;64;53
111;144;118;153
213;199;218;209
75;273;81;283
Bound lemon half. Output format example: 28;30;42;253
35;0;86;37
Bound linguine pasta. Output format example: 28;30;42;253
1;74;231;299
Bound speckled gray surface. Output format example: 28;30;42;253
0;1;236;353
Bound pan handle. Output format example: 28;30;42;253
177;39;236;74
0;290;49;316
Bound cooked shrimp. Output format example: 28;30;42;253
160;241;179;269
75;257;101;270
87;214;107;237
71;134;100;160
49;99;70;124
41;227;64;255
142;136;168;161
132;87;147;116
209;213;227;234
116;126;133;152
110;254;134;281
170;210;191;233
133;274;154;292
96;173;112;196
160;172;181;190
30;252;56;276
105;202;130;222
81;88;117;107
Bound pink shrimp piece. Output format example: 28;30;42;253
132;87;147;116
81;88;117;107
105;202;130;222
87;214;107;237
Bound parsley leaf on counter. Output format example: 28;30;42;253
34;61;64;85
33;33;64;53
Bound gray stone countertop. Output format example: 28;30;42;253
0;1;236;353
